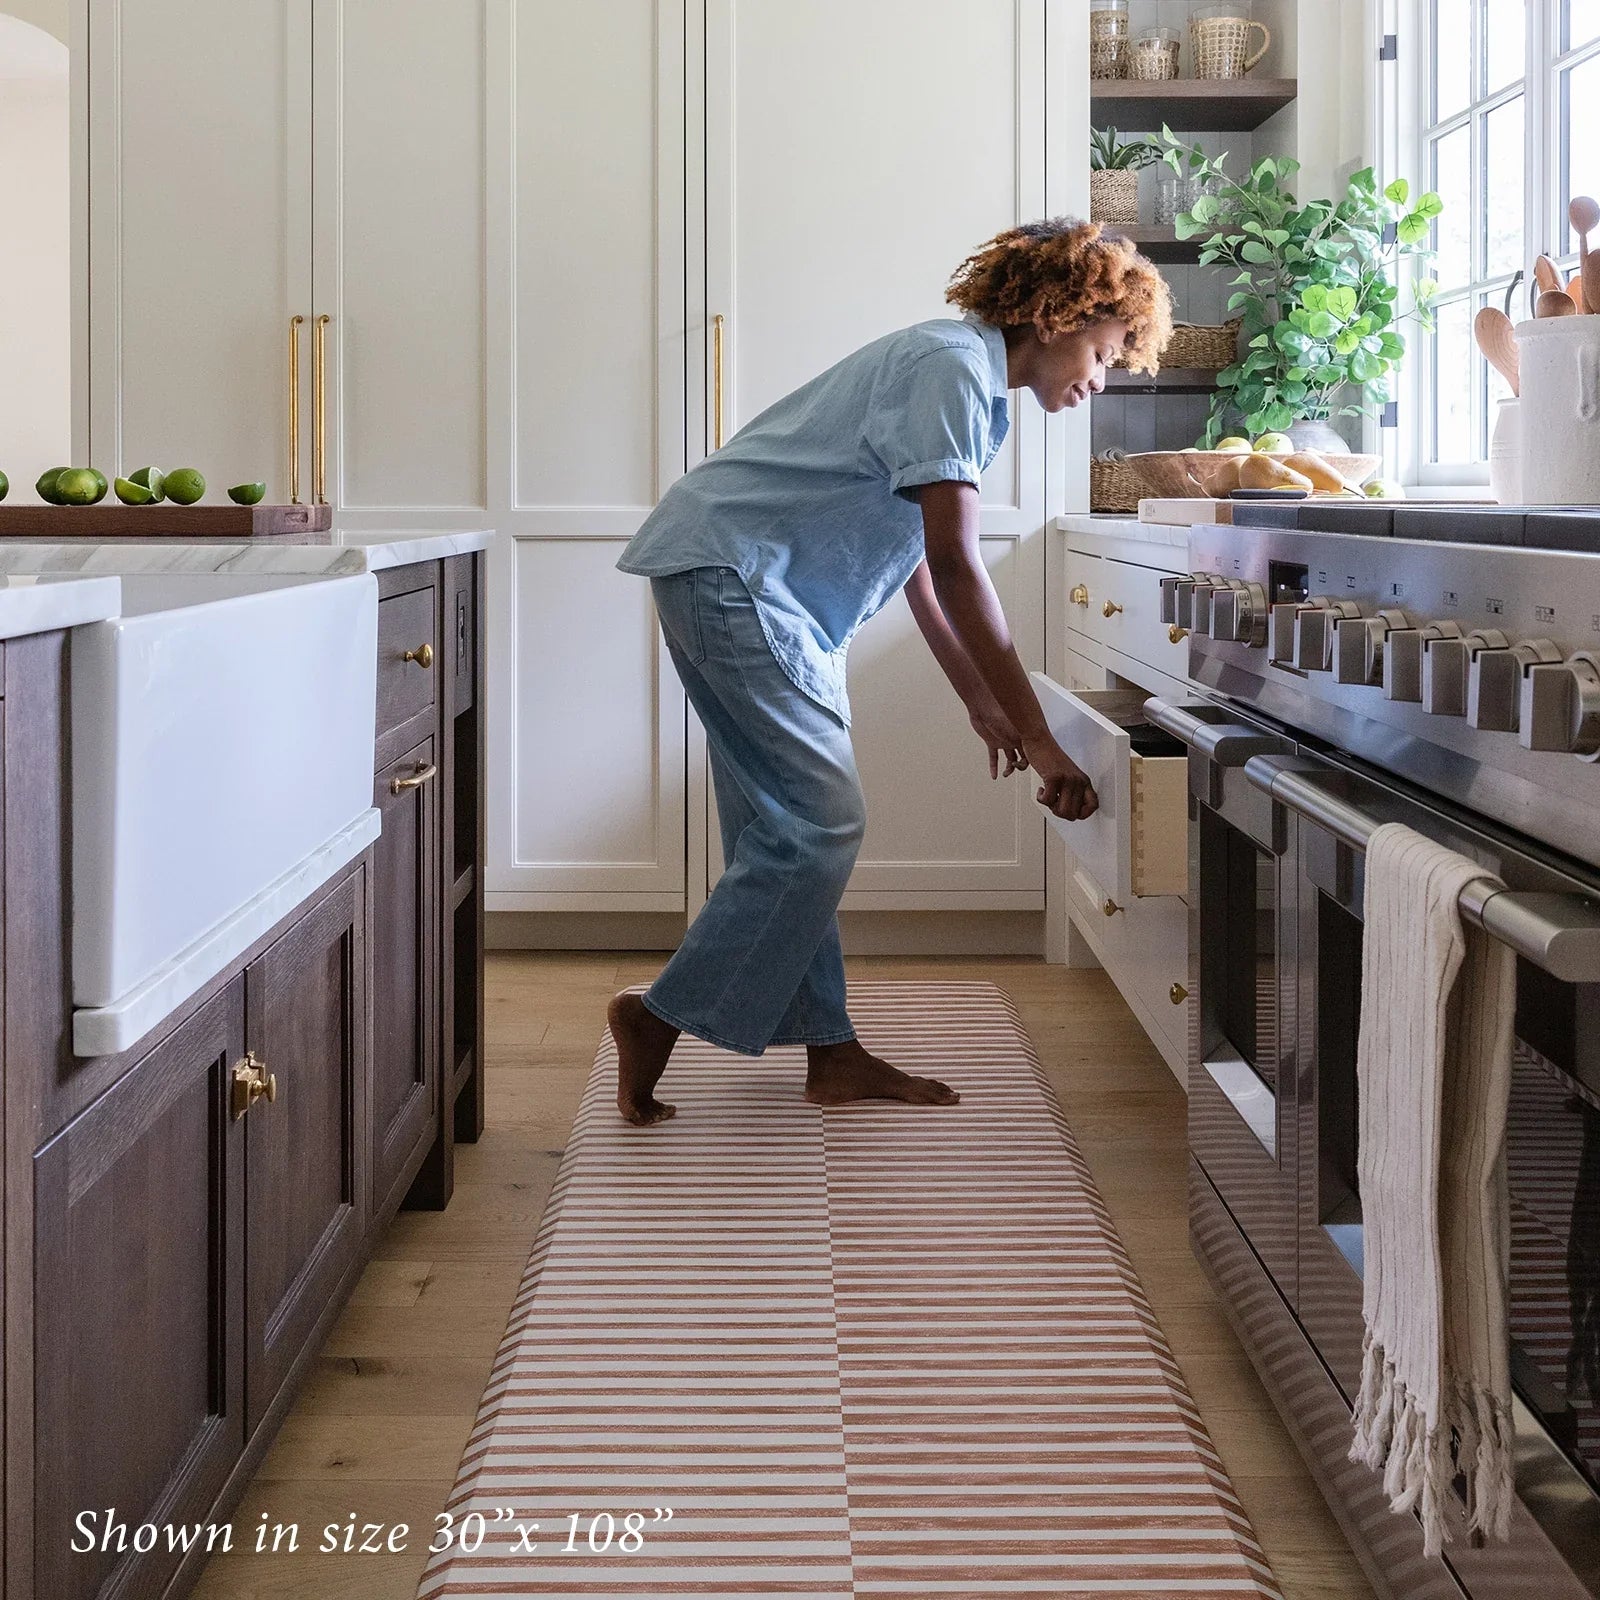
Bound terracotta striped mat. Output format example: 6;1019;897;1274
418;982;1281;1598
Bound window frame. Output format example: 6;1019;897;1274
1390;0;1599;488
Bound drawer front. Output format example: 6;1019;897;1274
376;585;438;740
1098;555;1192;681
1064;547;1103;650
1032;673;1188;903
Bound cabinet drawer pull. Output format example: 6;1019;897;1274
1169;624;1189;644
391;761;438;794
1103;599;1124;618
1102;897;1123;917
1170;982;1190;1005
403;642;434;669
1070;583;1090;607
230;1051;278;1120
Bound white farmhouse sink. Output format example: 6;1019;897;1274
71;572;378;1009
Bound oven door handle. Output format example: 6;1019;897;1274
1144;697;1286;767
1243;753;1600;984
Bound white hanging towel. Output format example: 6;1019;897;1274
1348;822;1517;1558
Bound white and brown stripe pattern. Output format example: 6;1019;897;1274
417;982;1281;1598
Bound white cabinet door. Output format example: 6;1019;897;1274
700;0;1055;908
88;1;311;493
479;0;690;909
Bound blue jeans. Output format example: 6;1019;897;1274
644;566;865;1056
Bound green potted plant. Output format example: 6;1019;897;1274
1160;131;1441;451
1091;127;1162;227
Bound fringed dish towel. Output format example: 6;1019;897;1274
1349;823;1518;1557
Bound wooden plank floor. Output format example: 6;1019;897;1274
192;952;1376;1600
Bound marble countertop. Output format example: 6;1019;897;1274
1054;513;1187;549
0;574;122;640
0;527;493;579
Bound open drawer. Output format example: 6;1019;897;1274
1031;672;1189;901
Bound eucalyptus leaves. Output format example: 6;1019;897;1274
1161;132;1442;445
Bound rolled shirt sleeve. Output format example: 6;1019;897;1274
865;345;995;501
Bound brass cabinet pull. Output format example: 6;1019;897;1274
1103;599;1124;618
1102;898;1123;917
403;642;434;669
288;316;305;504
1170;982;1190;1005
1070;583;1090;607
230;1051;278;1120
1169;624;1189;644
391;761;438;795
712;313;726;450
314;312;331;504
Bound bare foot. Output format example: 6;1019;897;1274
803;1039;959;1107
609;993;680;1125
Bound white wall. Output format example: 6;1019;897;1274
4;0;66;42
0;16;72;490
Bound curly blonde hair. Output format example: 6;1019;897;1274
946;218;1174;375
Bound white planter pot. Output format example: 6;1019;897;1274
1489;398;1521;505
1515;316;1600;504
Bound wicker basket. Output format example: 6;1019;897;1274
1089;452;1143;514
1190;13;1270;78
1112;318;1241;373
1090;169;1140;226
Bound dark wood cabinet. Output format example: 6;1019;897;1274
242;870;368;1432
33;979;247;1600
371;734;440;1218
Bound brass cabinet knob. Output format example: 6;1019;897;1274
1103;600;1124;619
230;1051;278;1120
1169;624;1189;644
1102;898;1123;917
403;642;434;669
1170;982;1190;1005
1070;583;1090;607
391;760;439;795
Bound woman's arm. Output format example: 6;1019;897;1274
912;480;1097;820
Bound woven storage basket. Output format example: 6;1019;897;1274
1190;13;1270;78
1090;453;1143;514
1090;169;1141;226
1111;318;1241;373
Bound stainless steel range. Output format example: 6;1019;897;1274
1143;502;1600;1600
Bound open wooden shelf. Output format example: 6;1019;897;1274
1091;78;1297;133
1104;368;1222;395
1103;225;1203;263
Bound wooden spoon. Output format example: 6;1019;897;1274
1584;249;1600;318
1536;255;1565;296
1573;198;1600;312
1538;288;1581;317
1475;306;1521;395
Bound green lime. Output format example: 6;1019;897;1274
227;481;267;506
86;468;108;495
36;467;71;505
164;467;206;505
128;466;167;502
114;477;156;505
0;470;9;502
55;468;108;506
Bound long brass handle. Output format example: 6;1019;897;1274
230;1051;278;1120
1103;600;1124;618
391;761;438;795
712;313;726;450
288;316;305;505
1070;584;1090;607
314;313;331;504
403;643;434;669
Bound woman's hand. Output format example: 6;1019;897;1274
1023;731;1099;821
969;701;1029;779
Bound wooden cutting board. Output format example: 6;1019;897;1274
0;503;334;540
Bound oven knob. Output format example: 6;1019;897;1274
1191;577;1223;637
1383;621;1462;703
1520;651;1600;758
1160;576;1182;625
1270;603;1299;664
1423;629;1508;718
1334;609;1407;686
1210;581;1269;647
1293;599;1360;672
1469;638;1562;732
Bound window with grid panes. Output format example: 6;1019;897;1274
1399;0;1600;482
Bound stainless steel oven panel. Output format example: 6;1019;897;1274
1284;749;1600;1594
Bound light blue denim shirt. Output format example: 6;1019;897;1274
616;314;1011;726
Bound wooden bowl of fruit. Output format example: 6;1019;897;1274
1125;436;1384;500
